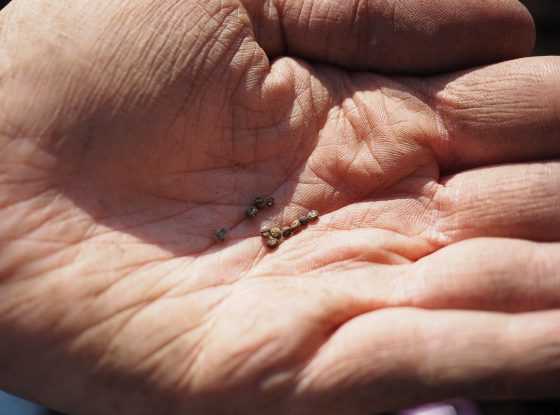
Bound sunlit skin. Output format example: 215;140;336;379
1;1;560;414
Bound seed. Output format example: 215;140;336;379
290;220;301;231
269;227;282;240
246;206;259;218
307;210;319;222
260;225;271;238
215;228;228;241
266;238;280;248
254;196;267;210
265;196;274;208
282;227;293;238
299;216;310;226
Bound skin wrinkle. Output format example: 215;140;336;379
405;238;560;311
323;1;337;64
76;322;198;410
65;3;171;127
83;255;179;297
0;183;57;211
415;184;447;245
253;227;419;275
99;9;166;110
182;27;248;164
70;277;224;363
175;326;210;391
334;200;438;255
244;1;284;56
318;236;412;265
286;68;316;174
341;107;381;188
427;60;560;170
164;257;239;298
307;233;391;268
155;37;220;170
0;194;87;248
292;308;411;399
516;244;546;311
432;162;560;242
0;148;56;173
92;4;254;185
138;2;192;80
92;299;216;383
197;278;366;388
165;52;288;186
71;260;170;307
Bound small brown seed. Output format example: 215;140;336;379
266;238;279;248
246;206;259;218
254;196;267;210
215;228;228;241
307;210;319;222
265;196;274;208
282;227;293;238
260;225;271;238
269;227;282;240
299;216;310;226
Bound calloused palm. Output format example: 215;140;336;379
1;1;560;414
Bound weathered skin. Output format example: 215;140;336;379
0;1;559;414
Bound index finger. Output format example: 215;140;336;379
249;0;535;73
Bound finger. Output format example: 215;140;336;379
246;0;534;73
429;161;560;244
322;238;560;315
403;238;560;313
296;308;560;414
422;57;560;171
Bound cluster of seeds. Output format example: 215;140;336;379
215;196;275;242
246;196;274;218
260;209;319;249
214;195;320;249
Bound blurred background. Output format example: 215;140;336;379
0;0;558;414
523;0;560;55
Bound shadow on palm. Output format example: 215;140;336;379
54;58;443;270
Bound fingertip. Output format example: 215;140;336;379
252;0;539;74
500;1;537;59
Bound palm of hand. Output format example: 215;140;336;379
1;1;557;414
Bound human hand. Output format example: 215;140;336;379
0;1;558;414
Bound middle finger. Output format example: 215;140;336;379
417;56;560;172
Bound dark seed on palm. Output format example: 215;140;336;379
265;196;274;208
266;238;279;248
282;227;293;238
307;210;319;221
260;225;271;238
269;227;282;239
299;216;310;226
254;196;267;209
215;228;228;241
246;206;259;218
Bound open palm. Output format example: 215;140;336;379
1;1;560;414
